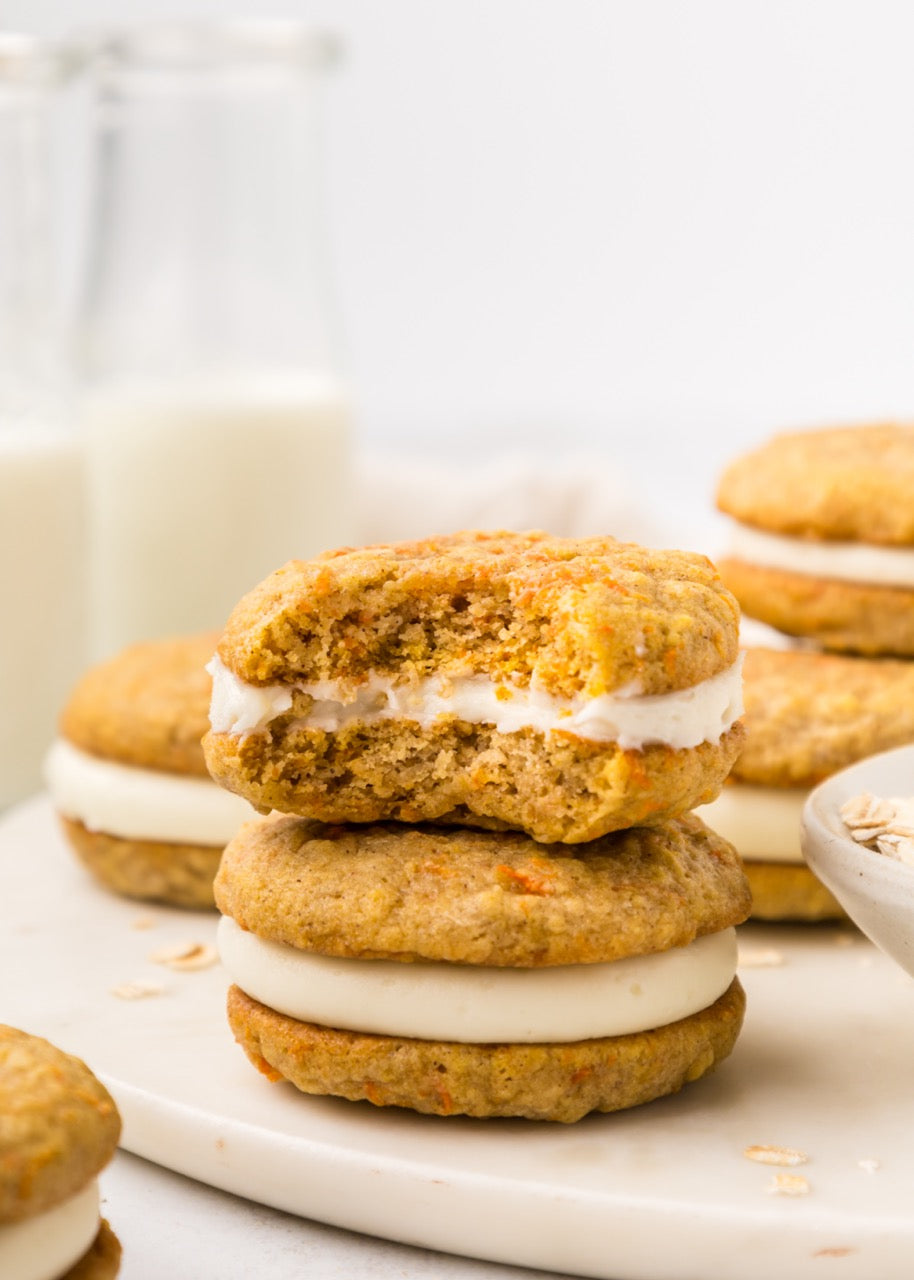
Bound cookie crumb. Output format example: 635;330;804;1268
858;1158;881;1173
111;980;165;1000
148;941;219;971
744;1144;808;1167
130;916;157;931
737;947;785;968
767;1173;810;1196
814;1248;855;1259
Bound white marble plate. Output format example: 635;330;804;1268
3;796;914;1280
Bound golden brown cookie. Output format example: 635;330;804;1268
717;423;914;543
60;634;217;776
227;980;746;1123
733;647;914;787
217;813;750;1120
0;1025;121;1277
742;862;844;923
204;530;744;842
47;633;254;908
215;814;751;966
60;819;223;911
697;646;914;920
716;563;914;656
716;424;914;655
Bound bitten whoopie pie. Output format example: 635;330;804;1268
0;1025;121;1279
716;423;914;656
215;814;750;1122
45;633;255;908
699;646;914;920
204;530;744;843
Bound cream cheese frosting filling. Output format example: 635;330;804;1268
698;784;805;863
206;654;744;751
0;1179;100;1280
728;522;914;587
217;917;737;1043
44;738;256;845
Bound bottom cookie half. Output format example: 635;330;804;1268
743;861;846;923
63;1220;121;1280
226;979;746;1123
61;817;221;910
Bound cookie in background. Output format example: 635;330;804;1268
699;644;914;921
44;633;256;909
715;423;914;656
0;1024;121;1279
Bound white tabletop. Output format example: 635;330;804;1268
103;1150;576;1280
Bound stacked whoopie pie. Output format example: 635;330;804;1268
703;423;914;920
204;530;751;1122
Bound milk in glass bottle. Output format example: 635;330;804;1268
77;22;352;657
0;36;87;807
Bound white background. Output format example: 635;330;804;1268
10;0;914;502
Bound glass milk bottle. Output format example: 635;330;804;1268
77;22;352;657
0;36;87;808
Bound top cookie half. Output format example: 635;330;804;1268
716;424;914;655
204;531;744;841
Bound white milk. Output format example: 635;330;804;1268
83;375;352;658
0;426;88;807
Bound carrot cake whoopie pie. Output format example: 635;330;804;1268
716;423;914;656
45;633;256;908
204;530;745;843
215;814;750;1122
0;1025;121;1279
699;646;914;921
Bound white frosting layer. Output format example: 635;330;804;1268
0;1179;99;1280
44;738;256;845
217;917;737;1043
698;784;805;864
207;655;744;751
729;522;914;587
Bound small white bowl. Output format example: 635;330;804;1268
803;744;914;977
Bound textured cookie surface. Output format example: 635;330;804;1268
60;633;218;776
717;423;914;543
213;530;741;698
718;562;914;656
206;718;744;844
216;813;751;967
732;647;914;786
61;818;221;909
742;862;845;922
227;980;746;1122
0;1025;120;1223
206;531;744;841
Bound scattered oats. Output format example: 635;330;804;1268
737;946;785;968
744;1144;809;1167
840;793;914;867
130;916;157;931
767;1173;810;1197
111;980;165;1000
148;941;219;971
858;1158;881;1174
